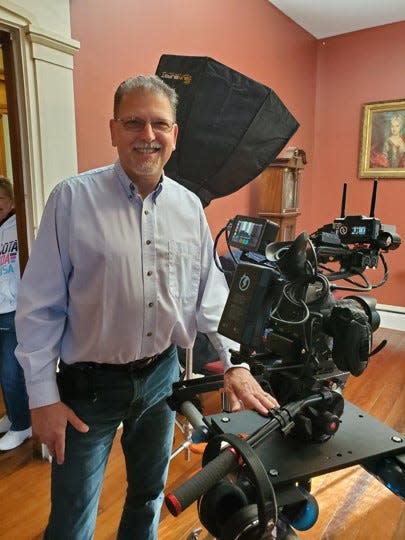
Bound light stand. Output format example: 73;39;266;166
171;347;200;461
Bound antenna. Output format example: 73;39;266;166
340;182;347;218
370;179;378;217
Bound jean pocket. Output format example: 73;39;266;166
168;241;200;300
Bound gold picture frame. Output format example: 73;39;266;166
359;99;405;178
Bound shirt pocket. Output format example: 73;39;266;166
168;241;200;301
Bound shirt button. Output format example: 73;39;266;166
148;302;154;308
146;332;153;337
147;271;153;276
144;210;149;215
146;240;151;245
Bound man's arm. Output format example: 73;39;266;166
15;184;71;408
15;183;88;463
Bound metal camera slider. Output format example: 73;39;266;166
166;377;405;540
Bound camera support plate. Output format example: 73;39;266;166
205;401;404;488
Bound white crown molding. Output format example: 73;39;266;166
26;25;79;56
0;2;34;28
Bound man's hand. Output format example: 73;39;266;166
31;402;89;465
223;367;279;416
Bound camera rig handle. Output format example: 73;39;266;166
165;444;239;517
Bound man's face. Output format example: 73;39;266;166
110;89;178;186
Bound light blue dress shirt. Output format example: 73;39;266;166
15;161;237;408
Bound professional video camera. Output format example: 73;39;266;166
165;182;404;540
217;181;400;443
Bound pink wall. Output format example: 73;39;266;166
70;1;403;306
309;22;405;305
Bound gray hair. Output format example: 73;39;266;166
113;75;178;120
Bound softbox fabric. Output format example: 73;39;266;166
156;54;299;206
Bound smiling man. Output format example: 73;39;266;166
15;75;277;540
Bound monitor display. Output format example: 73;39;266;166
229;218;264;251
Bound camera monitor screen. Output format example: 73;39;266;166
229;216;267;252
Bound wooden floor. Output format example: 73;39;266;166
0;328;404;540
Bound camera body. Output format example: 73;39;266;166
199;206;401;537
218;189;400;438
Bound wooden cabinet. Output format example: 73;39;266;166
258;149;306;241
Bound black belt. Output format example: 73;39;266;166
60;344;175;373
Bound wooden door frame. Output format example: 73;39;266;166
0;30;28;273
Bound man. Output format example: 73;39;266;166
15;75;277;540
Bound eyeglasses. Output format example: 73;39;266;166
115;116;175;133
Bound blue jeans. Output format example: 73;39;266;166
44;345;180;540
0;311;30;431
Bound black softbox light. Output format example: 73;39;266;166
155;54;299;206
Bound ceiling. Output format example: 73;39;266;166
269;0;405;39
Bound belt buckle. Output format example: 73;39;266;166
145;353;158;367
133;354;157;371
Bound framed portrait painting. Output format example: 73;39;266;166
359;99;405;178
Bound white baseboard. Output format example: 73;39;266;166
377;304;405;331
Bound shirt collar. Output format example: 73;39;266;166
114;160;164;204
